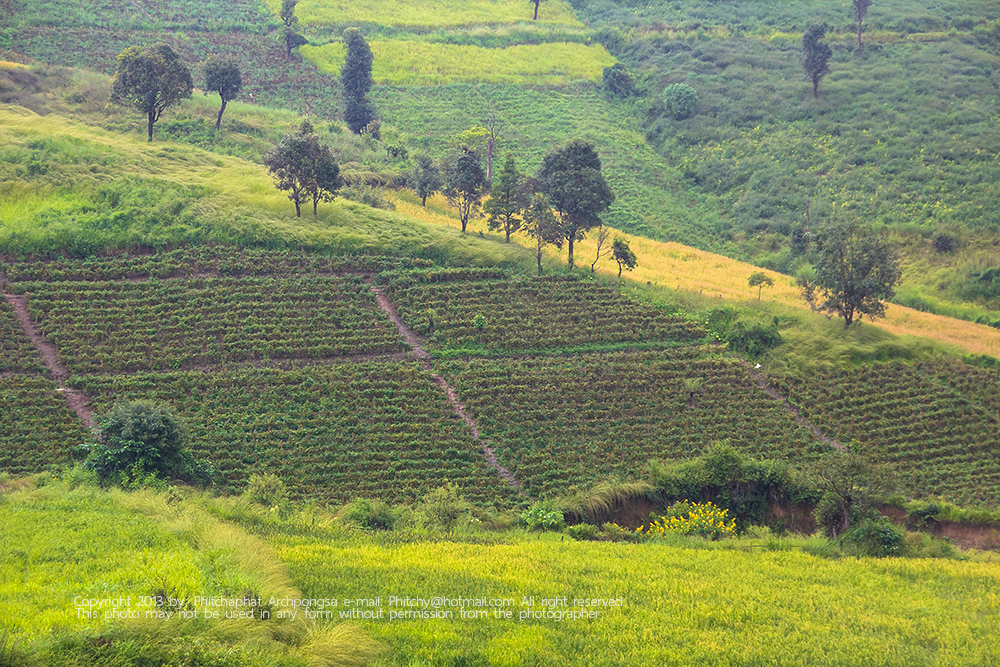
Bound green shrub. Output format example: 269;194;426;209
602;63;635;98
342;498;399;530
567;523;601;540
662;83;698;120
419;483;473;532
61;464;100;489
242;473;290;508
599;521;646;543
520;501;565;531
842;517;905;558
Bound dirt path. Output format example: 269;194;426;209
745;364;844;451
4;294;95;429
371;286;522;492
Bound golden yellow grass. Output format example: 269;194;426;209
396;195;1000;358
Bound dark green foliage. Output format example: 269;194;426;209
748;272;774;300
242;473;290;508
522;193;562;274
802;24;832;99
444;148;487;233
611;237;636;277
853;0;873;48
801;218;902;328
726;321;783;358
810;448;896;537
109;44;193;141
279;0;307;59
202;56;241;130
263;120;343;217
483;152;525;242
341;28;377;134
411;153;442;206
419;483;474;532
960;267;1000;304
80;401;211;485
662;83;697;120
602;63;634;98
842;516;905;557
932;233;958;253
537;139;615;267
342;498;400;530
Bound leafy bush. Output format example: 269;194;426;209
520;501;565;531
566;523;600;540
79;402;212;487
727;321;783;357
61;464;99;489
342;498;400;530
662;83;698;120
602;63;635;98
599;521;646;543
419;483;474;532
842;517;905;558
242;473;290;508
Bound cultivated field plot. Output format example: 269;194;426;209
917;359;1000;417
302;41;613;85
0;377;92;476
775;361;1000;505
3;248;431;283
16;276;405;373
0;301;43;373
385;273;706;353
263;0;582;27
437;349;822;496
10;0;274;32
71;364;517;505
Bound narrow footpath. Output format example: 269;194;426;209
371;286;523;492
4;293;96;429
745;363;844;451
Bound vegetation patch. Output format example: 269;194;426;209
262;0;582;28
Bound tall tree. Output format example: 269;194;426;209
853;0;872;49
812;448;895;537
341;27;377;134
203;57;242;130
522;193;563;275
590;223;613;272
263;120;342;218
444;148;487;233
803;24;832;100
483;153;524;242
528;0;547;20
537;139;615;269
279;0;308;58
748;271;774;301
411;153;442;206
109;44;193;142
612;238;637;277
800;218;901;328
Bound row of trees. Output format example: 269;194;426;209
109;44;242;140
411;139;635;276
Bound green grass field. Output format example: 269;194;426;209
302;40;614;85
263;0;582;28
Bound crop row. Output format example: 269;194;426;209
0;378;92;476
775;361;1000;505
435;350;823;497
0;302;43;373
916;359;1000;417
19;276;404;373
69;363;517;505
3;247;433;283
388;277;706;352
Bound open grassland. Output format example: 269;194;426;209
0;105;534;269
0;378;90;476
397;194;1000;359
774;361;1000;506
277;529;1000;666
378;85;726;247
70;364;518;506
436;349;823;496
303;40;613;85
263;0;581;27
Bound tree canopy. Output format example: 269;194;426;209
203;57;241;130
853;0;872;48
411;153;442;206
803;24;832;100
444;148;487;233
263;120;343;218
280;0;308;58
483;152;525;242
341;27;377;133
109;44;192;142
521;193;563;275
537;139;614;268
748;271;774;301
801;218;901;328
612;238;637;277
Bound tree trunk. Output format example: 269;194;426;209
147;111;155;142
215;98;227;131
537;249;543;275
461;214;468;233
486;136;494;182
567;236;575;268
313;195;318;217
533;0;539;20
294;198;301;218
421;194;427;206
812;77;819;100
618;262;622;278
857;19;862;49
758;286;763;300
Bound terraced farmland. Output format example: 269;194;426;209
0;300;43;373
384;272;706;353
70;364;517;505
437;349;824;496
775;361;1000;505
0;377;92;475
